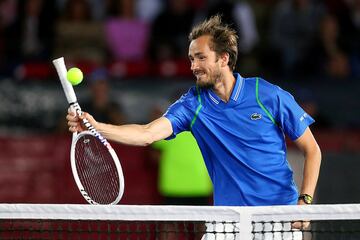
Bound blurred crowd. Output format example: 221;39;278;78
0;0;359;81
0;0;358;207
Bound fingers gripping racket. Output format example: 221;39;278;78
53;57;124;205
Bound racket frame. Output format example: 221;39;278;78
52;57;124;205
70;130;124;205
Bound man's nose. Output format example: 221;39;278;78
191;61;198;71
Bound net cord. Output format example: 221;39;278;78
1;204;360;221
1;204;360;240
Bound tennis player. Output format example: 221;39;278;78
67;15;321;208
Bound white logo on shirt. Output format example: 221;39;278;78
300;113;308;122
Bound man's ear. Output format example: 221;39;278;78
220;52;230;67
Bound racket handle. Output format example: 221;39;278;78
71;102;112;150
53;57;77;104
71;102;96;132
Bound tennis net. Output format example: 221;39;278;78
0;204;360;239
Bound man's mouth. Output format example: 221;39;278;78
194;71;205;79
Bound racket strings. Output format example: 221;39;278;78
75;135;120;204
77;142;118;204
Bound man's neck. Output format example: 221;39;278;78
213;71;236;103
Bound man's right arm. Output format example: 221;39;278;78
97;117;173;146
67;111;173;146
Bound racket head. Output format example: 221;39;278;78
70;131;124;205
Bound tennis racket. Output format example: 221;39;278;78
53;57;124;205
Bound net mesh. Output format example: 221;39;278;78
1;204;360;240
74;134;120;204
252;220;360;240
0;219;212;239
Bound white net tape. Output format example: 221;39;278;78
1;204;360;240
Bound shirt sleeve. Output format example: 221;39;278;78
163;93;193;140
276;86;315;141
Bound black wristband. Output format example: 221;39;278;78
298;194;313;204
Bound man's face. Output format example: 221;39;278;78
188;35;222;89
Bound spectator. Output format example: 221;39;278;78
268;0;325;78
0;0;17;27
53;0;106;64
5;0;56;63
204;0;259;55
82;67;126;124
323;0;360;78
305;14;351;80
344;0;360;77
104;0;150;61
201;0;259;73
348;0;360;29
320;14;351;79
135;0;163;23
0;0;17;76
56;0;106;20
56;67;126;134
148;0;195;61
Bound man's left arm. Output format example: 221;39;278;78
294;127;322;205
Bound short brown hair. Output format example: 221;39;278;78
189;15;238;70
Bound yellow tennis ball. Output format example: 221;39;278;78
67;67;83;86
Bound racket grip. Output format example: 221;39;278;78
71;102;95;131
53;57;77;104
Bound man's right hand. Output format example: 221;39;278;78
66;108;97;133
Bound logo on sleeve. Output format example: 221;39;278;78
251;113;262;120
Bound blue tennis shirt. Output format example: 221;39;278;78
164;73;314;206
